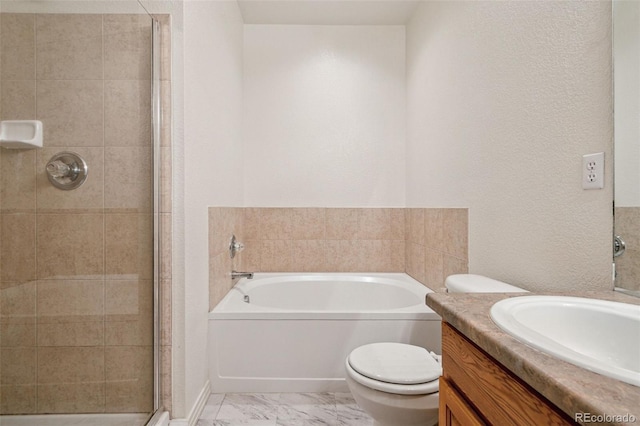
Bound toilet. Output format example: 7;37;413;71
345;274;527;426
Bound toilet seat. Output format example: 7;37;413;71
346;343;441;396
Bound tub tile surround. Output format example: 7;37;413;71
0;12;173;416
208;207;468;310
196;392;373;426
614;207;640;291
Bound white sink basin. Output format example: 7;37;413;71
490;295;640;387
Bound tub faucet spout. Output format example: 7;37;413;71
231;270;254;280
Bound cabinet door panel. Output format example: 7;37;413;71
442;323;576;426
439;377;485;426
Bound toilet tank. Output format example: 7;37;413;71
445;274;527;293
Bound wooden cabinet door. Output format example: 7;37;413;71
439;377;486;426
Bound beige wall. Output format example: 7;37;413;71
208;207;469;310
0;13;155;414
406;1;613;292
243;25;406;207
182;0;244;416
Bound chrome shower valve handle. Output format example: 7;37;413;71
45;151;88;190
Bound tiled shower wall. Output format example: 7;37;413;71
209;207;469;310
0;13;159;414
615;207;640;291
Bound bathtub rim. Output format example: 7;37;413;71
209;272;440;320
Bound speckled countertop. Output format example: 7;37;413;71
426;291;640;426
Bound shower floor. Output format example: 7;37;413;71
0;413;150;426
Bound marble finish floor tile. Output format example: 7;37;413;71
199;392;373;426
215;393;281;421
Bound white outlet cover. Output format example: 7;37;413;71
582;152;604;190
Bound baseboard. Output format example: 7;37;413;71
170;380;211;426
149;411;170;426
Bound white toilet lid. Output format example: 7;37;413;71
348;343;441;385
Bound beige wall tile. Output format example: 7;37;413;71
105;280;152;346
325;208;358;240
325;240;360;272
105;318;152;346
0;323;36;347
250;208;292;240
209;207;237;258
1;347;36;384
357;209;391;240
37;382;105;413
443;255;469;279
390;240;405;272
209;252;231;310
160;279;172;346
615;207;640;250
104;147;152;212
105;346;153;410
390;209;405;240
614;248;640;291
105;345;153;381
37;80;104;147
424;209;444;250
242;208;261;240
1;80;36;120
36;214;104;280
104;14;152;80
407;208;425;245
105;214;153;279
36;14;102;80
290;208;325;240
37;347;104;384
442;208;468;260
424;249;444;291
0;282;36;323
358;240;392;271
37;322;103;347
36;147;104;212
241;240;260;272
105;279;152;319
260;240;292;272
0;149;36;212
106;379;153;413
0;384;36;414
36;280;104;323
1;214;36;282
104;80;152;147
160;345;172;413
291;240;326;272
406;242;425;283
1;14;35;80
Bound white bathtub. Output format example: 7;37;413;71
208;273;442;393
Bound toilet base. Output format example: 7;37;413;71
346;373;439;426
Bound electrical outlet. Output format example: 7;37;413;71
582;152;604;190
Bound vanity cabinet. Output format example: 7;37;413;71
439;322;578;426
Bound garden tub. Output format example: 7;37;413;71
208;273;441;392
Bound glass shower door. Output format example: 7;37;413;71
0;3;157;425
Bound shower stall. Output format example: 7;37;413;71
0;0;166;424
